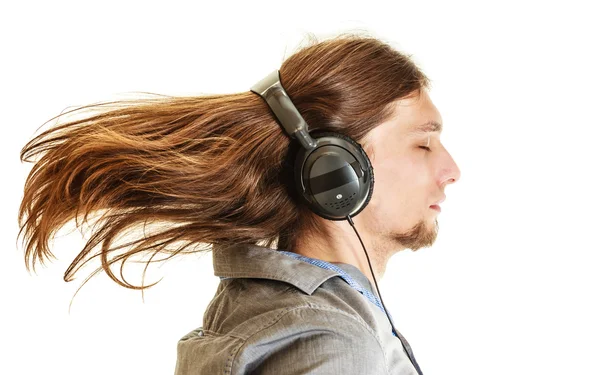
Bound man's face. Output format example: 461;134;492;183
360;89;461;251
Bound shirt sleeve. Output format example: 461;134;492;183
230;307;390;375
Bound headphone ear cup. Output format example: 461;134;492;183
297;130;375;219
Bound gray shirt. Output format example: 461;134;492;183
174;243;421;374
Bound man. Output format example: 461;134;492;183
175;88;461;375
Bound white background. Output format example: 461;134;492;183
2;1;599;374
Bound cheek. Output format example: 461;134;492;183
402;154;432;182
370;160;411;200
374;155;419;184
370;156;430;205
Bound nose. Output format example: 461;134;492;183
449;169;460;184
444;156;461;187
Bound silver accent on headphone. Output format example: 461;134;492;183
250;70;317;151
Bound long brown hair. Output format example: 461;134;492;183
17;32;431;304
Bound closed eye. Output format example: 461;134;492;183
419;146;431;152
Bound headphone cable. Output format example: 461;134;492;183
345;215;399;338
346;215;424;375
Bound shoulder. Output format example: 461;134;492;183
205;276;369;339
230;305;390;375
174;306;390;375
176;277;390;374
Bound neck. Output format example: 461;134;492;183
289;221;398;287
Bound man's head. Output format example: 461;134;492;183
278;35;457;273
358;88;461;252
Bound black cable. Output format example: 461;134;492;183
346;215;399;338
346;215;424;375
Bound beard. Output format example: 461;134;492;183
389;216;439;251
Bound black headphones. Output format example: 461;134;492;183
250;70;374;221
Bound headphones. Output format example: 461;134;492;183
250;70;374;221
250;69;423;375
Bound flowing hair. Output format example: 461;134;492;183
17;32;431;306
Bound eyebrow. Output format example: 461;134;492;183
407;120;443;135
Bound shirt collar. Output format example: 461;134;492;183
213;243;370;295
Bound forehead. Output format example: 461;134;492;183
388;90;443;137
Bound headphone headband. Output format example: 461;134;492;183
250;70;317;151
